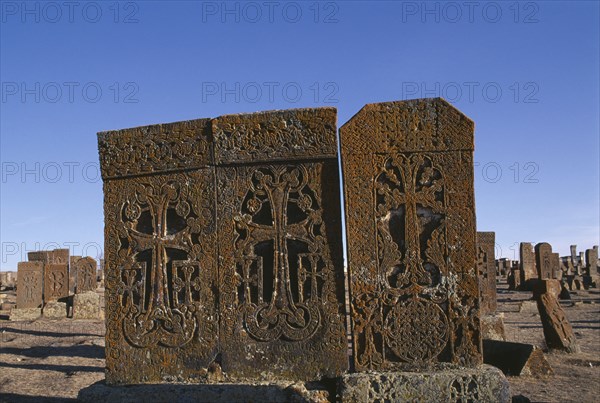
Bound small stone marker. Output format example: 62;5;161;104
44;263;69;301
16;261;43;308
340;98;482;370
75;257;97;293
73;291;103;319
520;242;536;282
535;242;553;280
533;279;579;353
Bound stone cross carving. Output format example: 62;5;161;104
16;261;43;309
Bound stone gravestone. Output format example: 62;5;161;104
585;247;598;275
339;99;508;402
340;99;482;370
551;253;561;280
535;243;553;280
213;108;347;380
16;261;43;308
44;263;69;301
533;280;579;353
75;257;97;293
520;242;536;286
477;232;497;315
99;108;347;385
69;255;82;294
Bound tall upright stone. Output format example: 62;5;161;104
535;243;553;280
586;247;598;275
69;255;82;294
100;118;219;384
520;242;536;282
16;261;43;308
477;232;497;315
551;253;561;279
340;98;482;370
99;108;347;384
213;108;347;380
44;263;69;301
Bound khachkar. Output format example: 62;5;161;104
214;109;347;380
16;261;43;309
75;257;98;293
477;232;505;341
99;108;347;384
339;99;508;402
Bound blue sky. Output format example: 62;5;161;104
1;0;598;269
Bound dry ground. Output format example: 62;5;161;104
0;280;599;402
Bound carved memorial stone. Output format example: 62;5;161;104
70;255;82;294
340;98;482;371
585;247;598;275
44;263;69;301
533;280;579;353
535;242;553;280
99;108;347;384
100;118;219;384
213;108;347;380
551;253;561;280
477;232;497;315
16;261;43;308
75;257;98;293
520;242;536;283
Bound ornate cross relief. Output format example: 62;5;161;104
233;165;324;342
116;176;208;348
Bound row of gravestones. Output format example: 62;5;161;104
507;243;598;291
15;248;98;311
99;99;482;384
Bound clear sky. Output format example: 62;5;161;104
1;0;598;270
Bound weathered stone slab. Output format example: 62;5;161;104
481;314;506;341
0;271;17;289
29;248;69;265
16;261;43;308
78;380;330;403
586;247;598;275
551;253;561;279
75;257;97;293
340;98;481;370
520;242;536;282
9;307;41;321
477;232;497;315
43;301;67;318
535;242;554;280
508;267;521;290
44;263;69;301
73;291;103;320
338;365;510;403
214;108;347;381
69;255;82;294
533;280;579;353
483;340;552;376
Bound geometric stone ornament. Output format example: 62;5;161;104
44;263;69;301
340;98;482;371
213;108;347;381
338;364;510;403
99;108;347;384
75;256;97;293
477;232;497;315
16;261;43;308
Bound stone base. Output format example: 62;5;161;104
481;314;506;341
43;301;68;318
78;380;330;403
519;300;538;314
338;365;510;403
73;291;103;320
9;307;41;321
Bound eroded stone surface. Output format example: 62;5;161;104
481;314;506;341
16;261;43;309
340;98;481;371
535;243;555;280
520;243;536;283
483;340;552;376
533;280;579;353
75;257;97;293
44;264;69;301
73;291;103;320
9;307;41;321
338;365;510;402
477;232;497;315
43;301;67;319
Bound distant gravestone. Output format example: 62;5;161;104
75;257;97;293
99;108;347;384
535;243;553;280
340;98;482;370
520;243;536;282
69;255;82;294
477;232;497;315
551;253;561;279
16;261;43;308
44;263;69;301
585;248;598;275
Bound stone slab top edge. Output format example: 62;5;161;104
97;107;338;180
